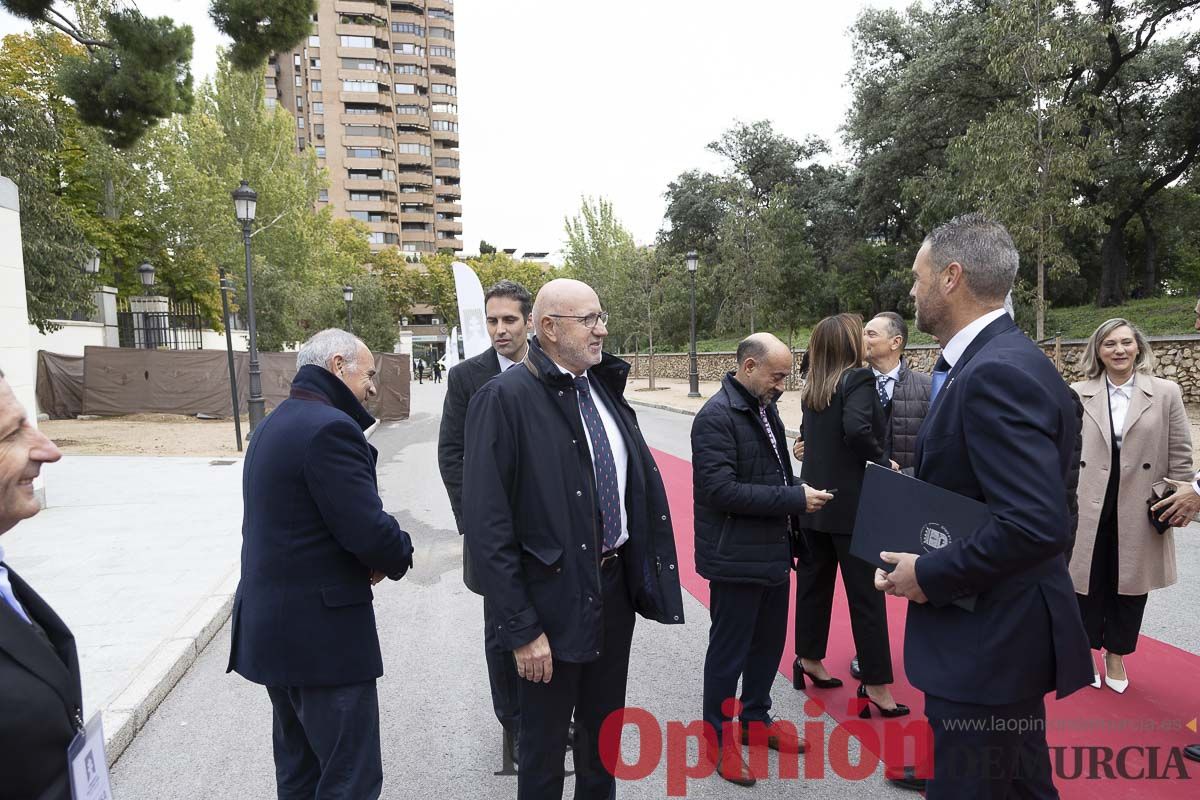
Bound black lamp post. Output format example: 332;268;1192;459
343;284;354;332
232;180;265;433
218;268;243;452
138;262;157;349
83;250;100;276
686;250;700;398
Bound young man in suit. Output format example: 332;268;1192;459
438;279;533;766
463;279;685;799
0;368;78;800
875;214;1093;799
227;330;414;800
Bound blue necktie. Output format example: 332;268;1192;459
876;374;891;407
574;377;623;552
930;355;951;401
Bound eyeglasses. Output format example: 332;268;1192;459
548;311;609;329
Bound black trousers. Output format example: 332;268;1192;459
265;681;381;800
923;694;1057;800
1076;513;1148;655
703;580;789;745
793;529;893;684
517;558;636;800
484;596;522;734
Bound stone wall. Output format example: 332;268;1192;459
621;333;1200;402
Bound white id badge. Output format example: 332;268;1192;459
67;713;113;800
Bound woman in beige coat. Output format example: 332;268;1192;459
1071;318;1193;693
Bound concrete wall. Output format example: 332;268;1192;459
200;328;250;352
29;320;107;360
622;334;1200;402
0;176;45;505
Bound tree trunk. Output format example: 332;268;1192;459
1097;212;1134;307
1139;208;1158;298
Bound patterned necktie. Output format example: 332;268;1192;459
877;374;891;407
574;377;622;551
930;355;951;401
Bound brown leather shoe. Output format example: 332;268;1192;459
714;748;758;787
740;716;805;753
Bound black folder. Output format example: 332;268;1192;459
850;463;989;611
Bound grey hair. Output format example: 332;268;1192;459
923;213;1019;302
296;329;365;371
1079;318;1155;379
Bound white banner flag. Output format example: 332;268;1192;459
445;326;460;369
452;261;490;359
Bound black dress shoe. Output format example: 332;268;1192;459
857;684;910;719
1185;744;1200;763
792;657;843;690
849;655;862;681
886;765;926;791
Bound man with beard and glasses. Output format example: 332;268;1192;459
691;333;833;785
875;214;1091;799
438;279;533;767
463;278;685;799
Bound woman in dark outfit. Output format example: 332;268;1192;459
1070;319;1192;693
793;313;908;718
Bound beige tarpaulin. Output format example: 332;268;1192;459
39;347;410;421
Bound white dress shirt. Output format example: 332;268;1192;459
1107;375;1134;448
872;363;902;402
497;351;517;372
939;308;1009;368
554;362;630;549
0;544;31;624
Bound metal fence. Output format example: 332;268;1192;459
117;299;204;350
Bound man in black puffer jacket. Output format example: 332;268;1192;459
692;333;833;784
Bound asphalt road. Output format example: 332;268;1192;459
109;379;1199;798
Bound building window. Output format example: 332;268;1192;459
311;80;322;91
347;147;383;158
431;120;458;131
396;104;426;116
294;54;302;66
398;143;432;155
391;22;424;35
312;101;324;113
295;75;303;87
296;97;304;110
429;27;454;41
342;58;380;71
435;157;459;168
314;124;325;137
297;117;305;129
345;125;382;137
394;83;417;95
265;97;277;109
308;35;320;47
431;84;456;96
429;46;455;58
310;57;320;69
315;146;326;158
393;43;425;57
340;35;375;48
297;136;305;149
350;191;383;201
343;80;378;92
432;103;457;114
383;169;396;181
318;188;329;201
429;9;454;21
394;64;426;76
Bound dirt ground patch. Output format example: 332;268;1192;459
40;414;249;457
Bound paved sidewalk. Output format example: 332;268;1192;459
625;377;804;434
3;454;245;760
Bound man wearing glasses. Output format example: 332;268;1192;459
463;279;685;799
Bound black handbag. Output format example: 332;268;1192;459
1147;484;1176;535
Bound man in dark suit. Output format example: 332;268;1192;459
0;368;80;800
876;214;1092;799
438;279;532;765
463;278;686;800
227;330;414;800
692;334;831;785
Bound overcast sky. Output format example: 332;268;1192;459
0;0;912;255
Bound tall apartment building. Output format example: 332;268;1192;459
266;0;463;257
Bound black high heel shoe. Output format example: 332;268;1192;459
857;684;910;719
792;658;844;690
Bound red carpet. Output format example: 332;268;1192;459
652;447;1199;796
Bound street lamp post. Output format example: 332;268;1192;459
343;284;354;332
138;261;156;349
218;268;243;452
232;180;265;433
686;250;700;398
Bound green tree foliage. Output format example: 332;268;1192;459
209;0;317;71
1;0;314;148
